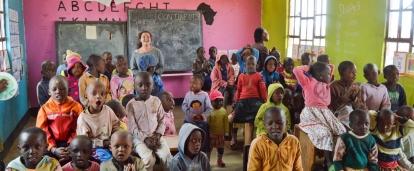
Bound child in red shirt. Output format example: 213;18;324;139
232;56;267;145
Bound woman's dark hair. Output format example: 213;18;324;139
338;61;355;76
383;65;398;76
283;58;294;68
309;62;329;78
137;31;152;49
86;54;102;69
254;27;265;43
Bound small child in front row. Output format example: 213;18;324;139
64;50;86;103
36;75;83;163
76;81;120;162
332;109;379;170
182;75;213;153
248;107;303;171
100;131;146;171
62;135;100;171
106;99;128;131
361;63;391;111
396;106;414;163
293;62;346;165
6;127;62;171
160;91;177;136
208;90;228;167
255;83;291;135
36;60;56;106
383;65;407;111
371;109;414;170
126;72;171;171
169;123;211;171
110;55;134;102
79;54;111;106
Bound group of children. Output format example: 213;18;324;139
7;41;413;171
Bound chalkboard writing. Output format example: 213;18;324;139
128;9;203;72
56;22;127;64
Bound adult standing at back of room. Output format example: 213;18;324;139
252;27;278;72
130;31;165;76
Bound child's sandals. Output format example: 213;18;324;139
217;159;226;168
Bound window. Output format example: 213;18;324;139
384;0;414;66
0;0;6;71
287;0;327;59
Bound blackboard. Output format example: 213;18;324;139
56;22;127;64
127;9;203;72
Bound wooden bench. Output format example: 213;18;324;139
163;135;179;155
294;125;316;171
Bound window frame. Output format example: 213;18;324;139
287;0;327;59
384;0;414;66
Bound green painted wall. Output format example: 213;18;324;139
262;0;288;59
262;0;414;105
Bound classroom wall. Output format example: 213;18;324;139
0;0;29;147
262;0;288;59
23;0;261;106
262;0;414;105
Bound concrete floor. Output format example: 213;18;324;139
3;106;245;171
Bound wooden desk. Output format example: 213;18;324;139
163;135;179;153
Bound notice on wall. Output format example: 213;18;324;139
9;9;23;82
85;25;97;40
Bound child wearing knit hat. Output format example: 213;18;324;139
64;50;86;103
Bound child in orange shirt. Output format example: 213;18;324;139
36;75;83;163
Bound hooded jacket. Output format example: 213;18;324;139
261;56;286;88
169;123;211;171
210;55;235;91
254;83;291;135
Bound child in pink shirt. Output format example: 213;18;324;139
293;62;346;166
110;55;134;101
160;91;176;136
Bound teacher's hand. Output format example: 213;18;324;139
0;79;8;93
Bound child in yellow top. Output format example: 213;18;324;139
78;54;111;106
248;107;302;171
106;99;128;131
208;90;228;167
255;83;291;135
6;127;61;171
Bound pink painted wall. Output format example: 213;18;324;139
23;0;261;107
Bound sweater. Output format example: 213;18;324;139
36;97;83;150
248;134;303;171
293;65;330;108
333;132;379;171
235;72;267;102
76;105;120;147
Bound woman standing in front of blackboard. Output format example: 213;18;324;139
131;31;165;75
